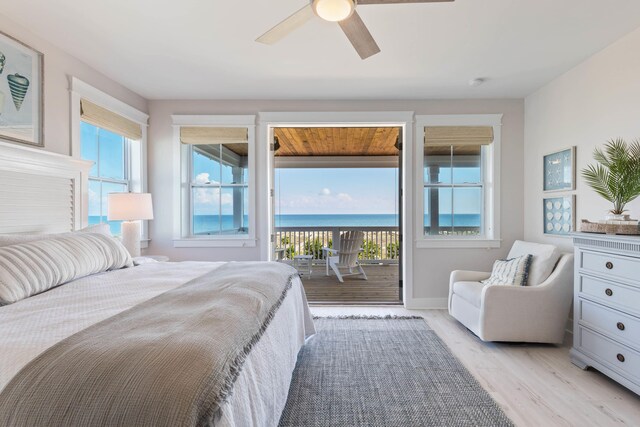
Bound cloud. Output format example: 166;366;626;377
195;172;210;185
337;193;352;202
319;188;331;196
88;186;100;214
192;173;233;213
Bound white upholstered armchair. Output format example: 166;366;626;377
448;241;574;344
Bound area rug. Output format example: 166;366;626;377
278;316;513;427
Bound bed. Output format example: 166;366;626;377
0;142;315;426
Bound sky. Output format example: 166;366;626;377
275;168;399;215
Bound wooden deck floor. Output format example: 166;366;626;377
299;264;401;304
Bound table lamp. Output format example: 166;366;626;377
107;192;153;257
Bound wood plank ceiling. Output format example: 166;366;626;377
274;127;400;157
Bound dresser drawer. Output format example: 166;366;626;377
579;275;640;315
578;327;640;383
581;250;640;283
580;300;640;350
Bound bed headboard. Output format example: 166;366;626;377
0;141;92;234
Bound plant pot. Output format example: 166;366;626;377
605;213;631;221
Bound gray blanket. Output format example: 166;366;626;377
0;261;299;427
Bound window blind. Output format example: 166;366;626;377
180;127;248;145
424;126;494;146
80;99;142;140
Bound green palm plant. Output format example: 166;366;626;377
581;139;640;215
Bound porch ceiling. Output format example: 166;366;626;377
274;127;400;157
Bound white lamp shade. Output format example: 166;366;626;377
107;193;154;221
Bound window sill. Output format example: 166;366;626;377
415;239;501;249
173;238;257;248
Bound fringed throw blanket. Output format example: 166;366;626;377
0;261;298;427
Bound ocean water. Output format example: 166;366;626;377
90;214;481;235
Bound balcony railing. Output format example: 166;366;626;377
275;226;399;264
424;226;481;236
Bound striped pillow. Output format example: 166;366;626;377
0;224;113;248
481;254;533;287
0;233;132;305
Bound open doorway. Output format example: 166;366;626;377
271;127;402;305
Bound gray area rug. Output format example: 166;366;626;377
279;316;513;426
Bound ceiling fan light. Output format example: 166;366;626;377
312;0;355;22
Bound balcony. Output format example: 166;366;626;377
275;226;400;263
275;226;401;305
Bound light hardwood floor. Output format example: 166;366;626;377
300;264;400;304
311;306;640;427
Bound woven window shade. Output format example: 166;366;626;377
425;126;494;146
180;127;248;145
80;99;142;140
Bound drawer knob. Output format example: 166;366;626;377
606;261;614;270
617;353;625;363
617;322;625;331
605;288;613;297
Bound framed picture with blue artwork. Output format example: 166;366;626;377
543;195;575;236
543;147;575;192
0;31;43;147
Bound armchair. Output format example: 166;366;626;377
448;241;574;344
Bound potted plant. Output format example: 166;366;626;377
581;139;640;220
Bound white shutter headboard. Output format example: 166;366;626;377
0;141;92;234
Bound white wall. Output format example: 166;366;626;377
0;14;147;155
147;99;524;306
525;27;640;251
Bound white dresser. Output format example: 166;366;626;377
571;233;640;395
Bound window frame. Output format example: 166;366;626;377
173;115;256;248
423;145;485;237
188;145;249;237
415;114;502;249
70;77;149;245
85;123;131;234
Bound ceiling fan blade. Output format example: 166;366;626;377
256;4;315;45
338;11;381;60
358;0;453;4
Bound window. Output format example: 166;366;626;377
81;121;130;236
190;142;249;236
71;78;149;242
416;116;501;248
174;115;256;247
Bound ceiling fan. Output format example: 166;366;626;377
256;0;454;60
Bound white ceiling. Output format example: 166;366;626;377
3;0;640;100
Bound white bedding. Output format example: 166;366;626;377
0;261;315;426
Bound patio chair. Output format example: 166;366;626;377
324;230;368;283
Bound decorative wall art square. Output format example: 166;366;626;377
544;195;575;236
0;31;43;147
543;147;575;192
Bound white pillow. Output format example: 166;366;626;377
0;233;132;305
78;223;113;237
0;224;113;248
481;255;533;287
507;240;561;286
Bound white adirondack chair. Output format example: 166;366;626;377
324;230;368;283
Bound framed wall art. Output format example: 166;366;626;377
0;31;43;147
543;147;575;192
543;195;575;236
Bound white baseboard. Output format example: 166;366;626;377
405;297;448;310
